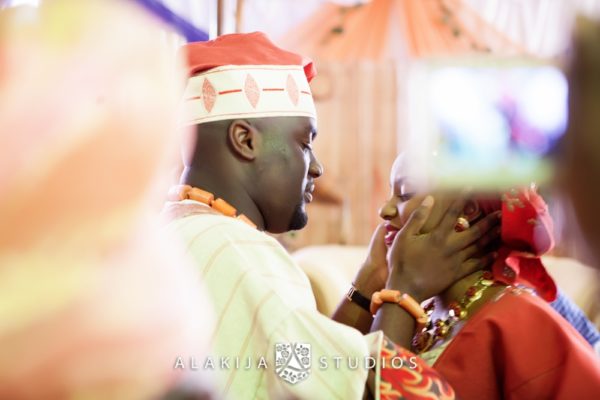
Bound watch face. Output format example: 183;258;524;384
346;286;355;300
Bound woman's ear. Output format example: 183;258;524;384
227;119;258;161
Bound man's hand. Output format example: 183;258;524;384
352;224;389;298
332;225;390;332
387;195;501;302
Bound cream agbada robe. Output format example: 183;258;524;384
165;200;384;399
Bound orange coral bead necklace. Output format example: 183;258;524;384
168;184;257;229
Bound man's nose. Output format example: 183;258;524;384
309;154;323;178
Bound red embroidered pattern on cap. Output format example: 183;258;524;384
202;78;216;112
244;74;260;108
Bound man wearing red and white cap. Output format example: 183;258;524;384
164;32;497;399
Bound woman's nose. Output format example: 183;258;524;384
378;198;398;220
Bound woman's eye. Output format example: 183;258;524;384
399;193;415;202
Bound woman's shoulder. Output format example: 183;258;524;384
472;287;567;326
465;286;590;347
434;287;571;369
483;286;551;312
440;287;600;399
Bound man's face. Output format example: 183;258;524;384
252;116;323;233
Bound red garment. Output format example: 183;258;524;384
433;289;600;400
472;188;558;301
380;337;455;400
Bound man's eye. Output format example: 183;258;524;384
399;193;415;201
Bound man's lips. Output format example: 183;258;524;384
384;223;400;247
304;182;315;203
304;192;313;203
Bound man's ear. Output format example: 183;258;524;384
227;120;258;161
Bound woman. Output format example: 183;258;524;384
377;155;600;399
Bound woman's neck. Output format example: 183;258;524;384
435;269;507;317
438;270;484;308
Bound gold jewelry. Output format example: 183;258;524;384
412;271;498;354
455;217;470;232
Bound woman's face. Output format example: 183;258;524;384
378;156;426;247
378;156;489;248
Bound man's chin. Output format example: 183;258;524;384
287;204;308;231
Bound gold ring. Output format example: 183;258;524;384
455;217;470;232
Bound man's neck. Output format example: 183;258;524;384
180;167;265;230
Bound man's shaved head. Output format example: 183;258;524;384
181;116;322;233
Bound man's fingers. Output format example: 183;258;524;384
457;227;500;260
458;243;479;262
438;197;468;234
470;210;502;239
458;252;498;279
388;196;435;267
419;194;452;233
450;211;501;252
400;195;435;237
370;223;388;246
368;223;389;260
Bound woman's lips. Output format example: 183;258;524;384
384;223;400;247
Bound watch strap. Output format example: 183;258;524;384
346;284;371;313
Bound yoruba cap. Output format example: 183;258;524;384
181;32;317;125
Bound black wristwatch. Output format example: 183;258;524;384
346;284;372;314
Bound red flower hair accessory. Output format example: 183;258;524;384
473;188;557;301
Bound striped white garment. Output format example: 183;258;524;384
164;200;384;400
